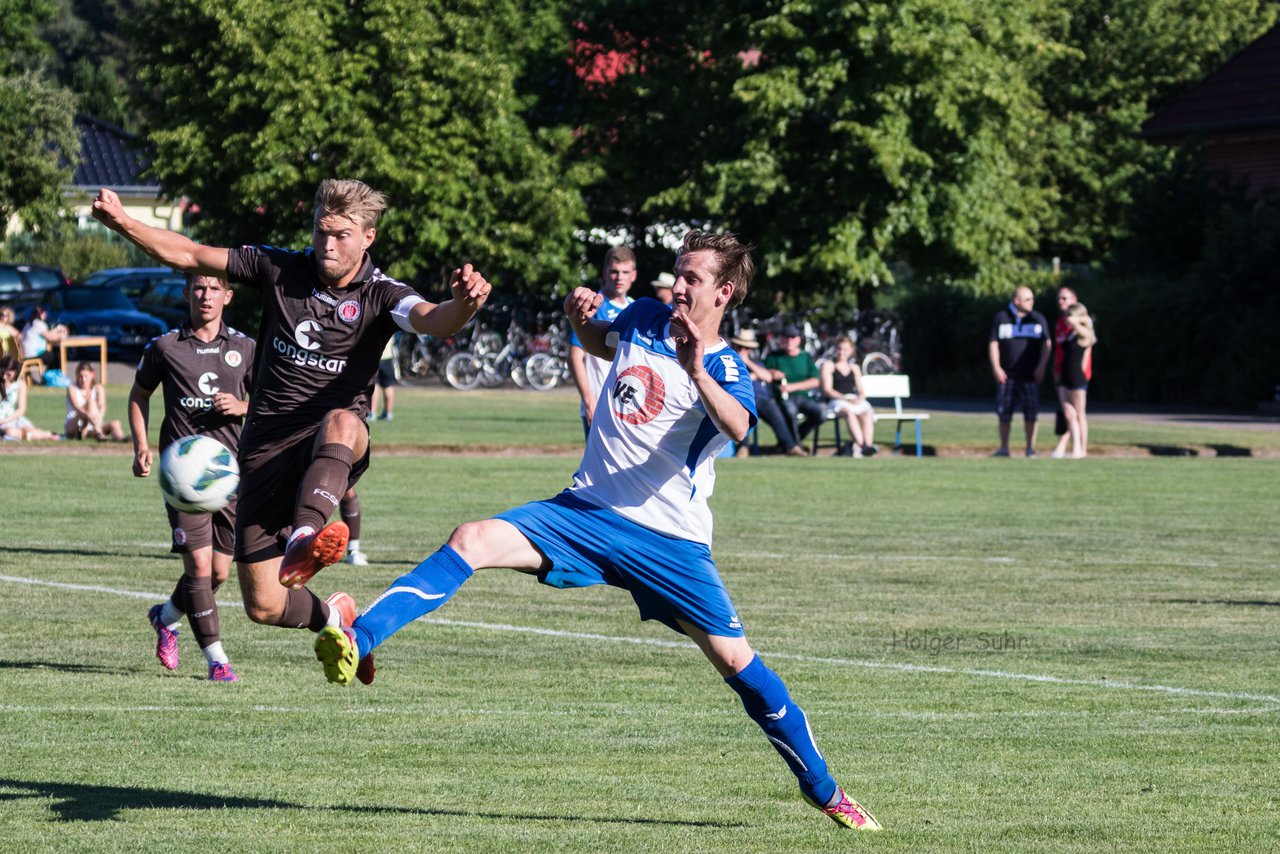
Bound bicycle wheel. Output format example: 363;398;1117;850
478;353;507;388
444;352;483;390
862;352;895;375
524;353;563;391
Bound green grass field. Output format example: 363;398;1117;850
1;389;1278;852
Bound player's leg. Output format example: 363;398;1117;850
681;623;881;831
340;488;368;565
315;518;546;686
148;505;209;670
279;410;369;588
234;449;356;634
179;547;237;681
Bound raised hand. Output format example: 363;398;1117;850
564;287;603;327
91;188;127;229
449;263;492;310
669;308;705;378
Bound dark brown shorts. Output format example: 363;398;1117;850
165;500;236;555
233;427;371;563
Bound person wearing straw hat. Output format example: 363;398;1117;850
730;328;806;457
651;272;675;306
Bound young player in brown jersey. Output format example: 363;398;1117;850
97;180;491;679
129;275;254;681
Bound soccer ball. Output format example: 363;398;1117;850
158;435;240;513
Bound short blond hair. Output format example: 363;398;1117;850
314;179;387;231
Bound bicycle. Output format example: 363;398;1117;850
445;315;533;390
522;311;571;391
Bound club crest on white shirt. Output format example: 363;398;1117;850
611;365;666;425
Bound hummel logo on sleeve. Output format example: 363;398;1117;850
719;354;740;382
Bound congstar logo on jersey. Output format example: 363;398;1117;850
178;371;220;410
271;320;348;374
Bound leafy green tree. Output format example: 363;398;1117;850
574;0;1066;305
1034;0;1280;263
0;0;78;229
127;0;589;293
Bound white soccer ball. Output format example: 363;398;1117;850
159;435;240;513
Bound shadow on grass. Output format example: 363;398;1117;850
0;545;154;560
0;660;130;676
1206;444;1254;457
1163;598;1280;608
1137;444;1199;456
0;778;740;828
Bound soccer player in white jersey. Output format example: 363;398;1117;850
309;230;882;831
568;245;635;437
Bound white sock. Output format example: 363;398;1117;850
160;599;183;629
202;642;229;664
289;526;316;546
347;538;361;555
325;606;343;629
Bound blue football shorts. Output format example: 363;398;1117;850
496;491;745;638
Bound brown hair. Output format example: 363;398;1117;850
314;179;388;231
678;230;755;308
185;273;232;289
603;245;636;269
0;354;18;392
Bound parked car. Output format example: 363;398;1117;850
0;264;70;307
39;284;170;357
81;266;189;329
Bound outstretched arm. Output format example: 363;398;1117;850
407;264;492;336
92;188;229;277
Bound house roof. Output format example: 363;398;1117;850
1142;24;1280;142
68;113;158;195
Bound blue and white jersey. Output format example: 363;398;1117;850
568;299;757;546
570;293;632;416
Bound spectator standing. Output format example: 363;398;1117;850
819;336;876;457
730;329;805;456
651;272;675;305
0;307;24;359
764;325;823;450
1052;302;1096;459
370;335;397;420
568;246;635;437
0;355;60;440
988;286;1051;457
66;361;127;441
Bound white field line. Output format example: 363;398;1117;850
3;573;1278;709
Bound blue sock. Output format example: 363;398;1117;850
725;655;839;806
350;544;474;655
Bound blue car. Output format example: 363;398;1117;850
40;285;171;357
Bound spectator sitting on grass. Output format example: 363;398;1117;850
0;355;60;440
66;361;127;442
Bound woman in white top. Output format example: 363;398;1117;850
0;355;59;440
819;336;876;457
65;361;127;441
